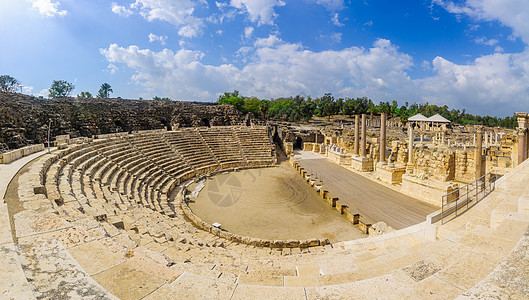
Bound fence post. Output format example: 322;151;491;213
442;195;445;224
466;184;469;209
475;179;478;202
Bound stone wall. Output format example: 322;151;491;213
412;149;455;182
454;150;476;183
0;144;45;164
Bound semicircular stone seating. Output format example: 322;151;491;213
5;125;529;299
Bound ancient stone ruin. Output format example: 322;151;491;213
1;93;528;298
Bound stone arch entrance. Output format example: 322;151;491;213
293;137;303;149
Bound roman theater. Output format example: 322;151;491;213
1;92;528;299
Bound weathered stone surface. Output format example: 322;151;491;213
144;271;237;300
0;203;12;245
14;212;70;238
401;259;442;282
92;260;165;300
459;226;529;299
0;243;35;299
18;238;115;299
68;240;125;275
232;285;306;300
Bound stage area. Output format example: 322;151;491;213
295;151;438;229
188;161;366;243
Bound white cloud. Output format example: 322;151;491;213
132;0;204;38
105;64;119;74
474;36;498;46
311;0;344;11
254;35;282;47
434;0;529;43
21;85;34;94
425;0;529;115
216;29;223;35
36;88;48;97
416;51;529;115
216;1;228;9
318;32;342;43
29;0;67;17
421;60;431;71
112;3;133;17
331;13;343;27
494;46;504;52
331;32;342;42
230;0;285;25
148;33;168;45
101;39;413;101
244;26;254;39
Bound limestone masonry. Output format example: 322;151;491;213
1;93;528;299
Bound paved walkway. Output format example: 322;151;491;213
1;150;51;202
1;149;51;299
294;151;437;229
1;150;50;243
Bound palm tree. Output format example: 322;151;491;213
97;83;113;98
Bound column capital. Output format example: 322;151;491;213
517;127;527;135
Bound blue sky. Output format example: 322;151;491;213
1;0;528;117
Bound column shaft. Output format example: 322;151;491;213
408;124;414;164
379;113;386;163
361;114;367;157
354;115;359;155
518;129;526;165
476;128;483;179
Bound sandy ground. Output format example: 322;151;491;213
188;162;366;243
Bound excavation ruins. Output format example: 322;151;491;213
1;92;529;299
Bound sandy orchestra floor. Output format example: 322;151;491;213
189;161;366;243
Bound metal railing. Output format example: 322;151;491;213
441;170;498;224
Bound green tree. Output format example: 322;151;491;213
48;80;75;98
244;97;261;117
0;75;20;92
78;91;93;98
316;93;338;117
218;90;245;112
259;99;270;119
153;96;171;101
97;83;113;98
299;97;316;121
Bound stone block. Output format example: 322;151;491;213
351;156;373;172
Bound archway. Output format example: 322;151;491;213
293;137;303;149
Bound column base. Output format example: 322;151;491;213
352;156;373;172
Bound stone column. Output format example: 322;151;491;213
379;113;387;164
484;132;488;148
476;126;483;180
408;123;414;164
361;114;367;157
354;115;359;156
442;131;445;145
518;128;526;165
495;132;498;145
516;112;529;165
